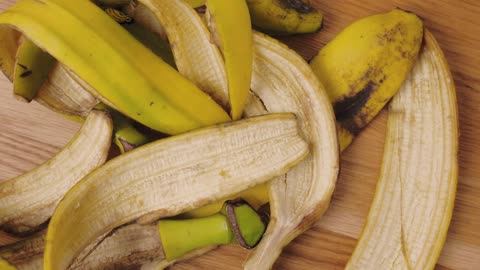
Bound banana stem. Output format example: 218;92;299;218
158;200;266;261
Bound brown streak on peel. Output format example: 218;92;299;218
277;0;316;14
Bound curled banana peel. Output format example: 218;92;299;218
346;30;458;270
206;0;253;120
242;31;340;270
137;0;229;110
44;113;309;270
0;0;230;135
0;110;112;239
310;9;424;151
246;0;323;34
13;37;54;102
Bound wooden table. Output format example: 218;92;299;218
0;0;479;269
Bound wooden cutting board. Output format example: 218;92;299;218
0;0;479;269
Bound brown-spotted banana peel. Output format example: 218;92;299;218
242;31;340;270
0;110;112;238
346;30;458;270
44;113;309;270
0;0;230;135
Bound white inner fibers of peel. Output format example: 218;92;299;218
346;34;458;270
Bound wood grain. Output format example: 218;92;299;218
0;0;479;269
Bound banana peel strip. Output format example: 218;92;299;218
44;113;309;270
0;110;112;238
206;0;253;120
137;0;229;110
243;32;340;269
346;31;458;270
0;0;230;135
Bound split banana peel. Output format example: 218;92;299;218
346;30;458;270
0;110;112;238
241;31;340;270
310;9;424;150
0;0;230;135
44;113;309;270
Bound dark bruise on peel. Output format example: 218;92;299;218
20;70;32;78
277;0;316;14
334;81;376;136
119;138;137;153
0;218;49;239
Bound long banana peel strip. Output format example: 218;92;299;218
44;113;309;270
13;36;55;102
138;0;229;110
0;110;112;237
206;0;253;120
246;0;323;34
0;0;230;135
346;31;458;270
243;32;339;269
310;9;423;151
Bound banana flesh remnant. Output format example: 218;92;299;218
137;0;229;110
206;0;253;119
44;113;309;270
243;32;340;270
346;30;458;270
0;0;230;135
310;9;423;151
13;37;54;102
246;0;323;34
0;110;112;238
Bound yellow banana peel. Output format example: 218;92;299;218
310;9;423;151
0;110;112;238
206;0;253;120
0;0;230;135
246;0;323;34
44;113;309;270
0;25;20;81
13;36;54;102
346;30;458;270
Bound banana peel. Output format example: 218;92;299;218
346;30;458;270
137;0;229;110
0;25;20;81
44;113;309;270
13;36;54;102
0;0;230;135
310;9;423;151
242;31;340;269
246;0;323;34
0;110;112;238
206;0;253;120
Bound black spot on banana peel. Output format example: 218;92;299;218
278;0;315;14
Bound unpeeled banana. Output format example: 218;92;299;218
346;30;458;270
310;9;424;150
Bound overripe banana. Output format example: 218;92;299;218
206;0;253;120
310;9;424;150
13;37;54;102
0;110;112;238
346;30;458;270
246;0;323;34
242;31;339;269
44;113;309;270
0;0;230;135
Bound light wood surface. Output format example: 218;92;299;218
0;0;479;269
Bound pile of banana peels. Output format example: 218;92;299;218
0;0;458;269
